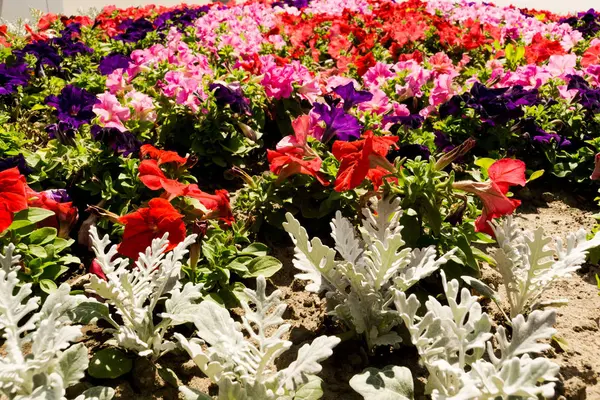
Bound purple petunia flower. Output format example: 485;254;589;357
520;118;571;148
46;121;77;145
332;83;373;111
91;125;141;157
114;18;154;43
312;102;362;142
463;83;538;125
46;189;72;203
45;85;98;128
434;131;455;153
0;154;33;175
272;0;310;8
209;82;251;115
0;62;30;95
155;6;209;31
50;23;94;57
98;53;131;75
16;41;62;70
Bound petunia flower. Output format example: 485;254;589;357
267;147;329;186
452;158;526;235
332;131;398;192
138;160;187;200
27;189;78;238
209;82;251;115
0;167;28;233
312;102;362;143
332;82;373;111
117;198;186;259
45;85;98;128
0;62;31;95
93;92;131;132
183;185;234;224
98;53;131;75
140;144;188;166
91;125;141;156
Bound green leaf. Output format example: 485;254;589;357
29;227;57;245
474;157;496;174
70;302;118;327
528;169;544;182
89;348;133;379
9;208;55;229
39;279;57;294
349;365;414;400
239;242;269;257
242;256;282;278
295;376;324;400
28;244;47;258
157;366;180;388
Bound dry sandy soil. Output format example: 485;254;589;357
68;196;600;400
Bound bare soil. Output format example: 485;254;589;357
70;196;600;400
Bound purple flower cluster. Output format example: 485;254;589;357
519;118;571;148
154;6;209;31
0;62;30;95
51;23;94;57
566;74;600;112
16;41;62;70
115;18;154;43
559;9;600;38
440;82;538;125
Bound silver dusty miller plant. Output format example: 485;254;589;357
85;226;203;360
176;275;340;400
464;216;600;318
0;243;114;400
393;271;559;399
282;197;455;349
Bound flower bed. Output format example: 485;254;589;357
1;0;600;398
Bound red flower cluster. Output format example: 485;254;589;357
0;25;11;47
524;33;565;64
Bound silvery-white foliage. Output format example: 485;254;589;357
0;245;112;400
394;271;559;399
487;216;600;317
282;197;455;349
176;276;340;400
85;226;202;360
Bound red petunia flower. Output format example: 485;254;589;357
525;33;564;64
581;43;600;68
453;158;526;235
591;153;600;180
183;185;234;224
267;148;329;186
332;131;398;192
89;259;107;281
117;198;186;259
140;144;187;167
37;13;59;31
27;190;78;238
138;160;187;200
0;167;28;233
